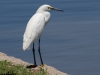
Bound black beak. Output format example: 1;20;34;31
51;7;64;12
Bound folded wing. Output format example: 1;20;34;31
23;13;45;50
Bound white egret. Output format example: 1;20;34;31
23;4;63;67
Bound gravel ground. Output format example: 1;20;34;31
0;52;68;75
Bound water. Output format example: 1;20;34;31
0;0;100;75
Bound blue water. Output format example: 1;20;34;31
0;0;100;75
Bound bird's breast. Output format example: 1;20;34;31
43;12;50;25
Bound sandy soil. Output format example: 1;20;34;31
0;52;68;75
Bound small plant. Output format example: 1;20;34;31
0;60;47;75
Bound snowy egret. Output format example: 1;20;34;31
23;4;63;67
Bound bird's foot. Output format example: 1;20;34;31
26;64;37;68
39;64;46;68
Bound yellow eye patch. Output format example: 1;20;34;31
48;6;52;9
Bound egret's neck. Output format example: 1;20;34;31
36;9;50;24
43;12;50;24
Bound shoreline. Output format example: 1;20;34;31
0;52;68;75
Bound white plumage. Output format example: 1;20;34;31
23;5;51;50
23;4;63;66
23;4;63;50
23;13;45;50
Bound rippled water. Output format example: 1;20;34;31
0;0;100;75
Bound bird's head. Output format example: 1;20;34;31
36;4;63;13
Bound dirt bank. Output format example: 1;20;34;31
0;52;68;75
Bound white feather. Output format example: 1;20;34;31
23;4;62;51
23;13;45;50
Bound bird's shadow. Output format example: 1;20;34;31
0;73;16;75
26;65;37;69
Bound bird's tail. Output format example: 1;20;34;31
23;41;30;51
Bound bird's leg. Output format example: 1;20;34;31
26;43;37;68
32;43;37;67
38;38;44;65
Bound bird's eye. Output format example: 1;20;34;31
48;7;51;9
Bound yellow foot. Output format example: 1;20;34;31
39;64;46;68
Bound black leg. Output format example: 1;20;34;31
38;38;43;65
32;43;37;66
26;43;37;68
